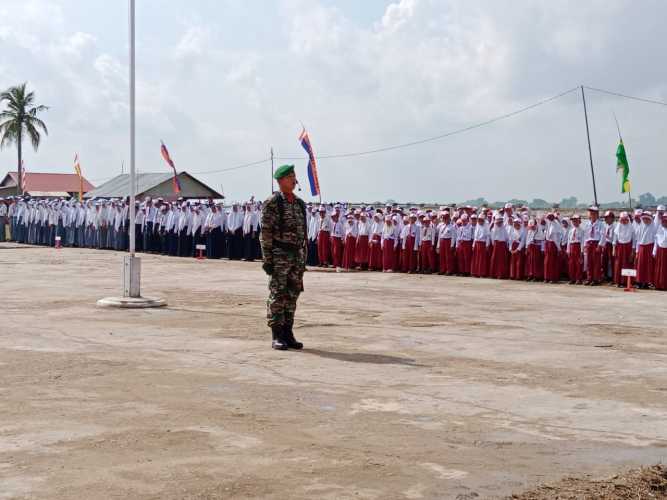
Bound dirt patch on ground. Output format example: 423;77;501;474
509;464;667;499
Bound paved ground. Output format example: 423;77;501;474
1;243;666;500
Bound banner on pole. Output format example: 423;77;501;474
299;127;320;197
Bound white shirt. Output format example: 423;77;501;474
490;224;509;244
401;224;420;250
567;226;584;253
601;222;616;246
456;224;473;244
584;219;603;243
420;224;435;245
635;222;656;249
613;222;635;246
654;225;667;256
381;223;398;246
473;222;490;245
357;220;370;237
331;219;344;239
508;226;525;251
436;222;456;249
544;220;562;245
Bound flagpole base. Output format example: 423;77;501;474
96;255;166;308
96;296;167;309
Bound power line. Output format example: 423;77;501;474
87;158;270;184
191;158;269;175
584;86;667;107
276;86;580;160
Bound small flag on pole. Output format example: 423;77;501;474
74;153;83;201
21;160;27;194
616;140;631;194
299;127;320;197
160;141;182;194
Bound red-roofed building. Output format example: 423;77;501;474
0;171;95;198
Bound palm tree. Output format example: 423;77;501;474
0;83;49;195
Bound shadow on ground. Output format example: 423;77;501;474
301;348;424;367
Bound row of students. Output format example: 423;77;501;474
306;203;667;291
0;196;262;261
3;197;665;290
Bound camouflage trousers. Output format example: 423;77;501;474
267;248;305;327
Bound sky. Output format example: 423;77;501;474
0;0;666;204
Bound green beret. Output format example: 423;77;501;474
273;164;295;180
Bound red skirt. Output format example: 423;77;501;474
331;236;343;268
394;243;401;272
636;243;654;283
613;242;633;285
560;244;569;279
654;247;667;290
355;235;369;265
509;242;524;280
401;235;417;272
471;241;489;277
438;238;454;274
420;240;435;272
526;243;544;279
368;234;382;270
568;242;583;282
490;241;509;279
585;241;601;282
342;234;357;269
317;230;330;265
382;239;395;271
457;240;472;274
544;241;560;282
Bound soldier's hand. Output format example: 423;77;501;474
262;262;274;276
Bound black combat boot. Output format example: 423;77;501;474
271;325;288;350
283;320;303;350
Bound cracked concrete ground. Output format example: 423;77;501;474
1;243;666;499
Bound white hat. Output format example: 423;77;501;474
588;205;599;212
657;205;666;211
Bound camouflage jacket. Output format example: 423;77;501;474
260;192;307;263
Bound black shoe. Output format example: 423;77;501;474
283;321;303;350
271;325;288;350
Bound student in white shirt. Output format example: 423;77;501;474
653;213;667;290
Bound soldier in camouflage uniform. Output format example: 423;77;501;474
261;164;308;350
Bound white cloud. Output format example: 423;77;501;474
173;25;211;60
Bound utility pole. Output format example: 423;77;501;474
581;85;598;206
270;147;275;195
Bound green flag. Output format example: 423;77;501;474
616;140;631;193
